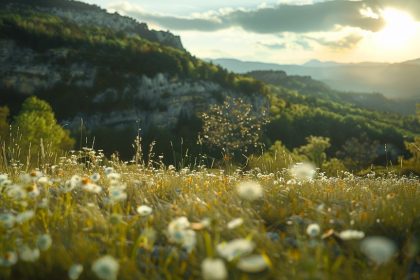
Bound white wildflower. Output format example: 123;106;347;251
108;188;126;203
6;184;27;200
90;173;101;182
339;230;365;240
201;258;227;280
16;210;35;224
360;236;396;265
217;239;255;261
0;251;18;267
227;218;244;230
290;162;316;181
168;217;196;252
0;213;15;228
92;255;119;280
237;255;270;273
104;167;114;175
306;223;321;237
107;172;121;181
82;183;102;194
137;205;153;216
19;246;40;262
236;181;263;201
37;234;52;251
68;264;84;280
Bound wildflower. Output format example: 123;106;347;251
0;173;8;183
38;198;49;209
0;251;18;267
69;264;84;280
37;234;52;251
201;258;227;280
236;181;263;201
92;255;119;280
63;175;82;192
227;218;244;230
237;255;270;273
82;183;102;194
104;167;114;175
90;173;101;182
0;174;11;189
217;239;255;261
0;213;15;228
37;176;50;186
290;162;316;181
339;230;365;240
168;217;196;252
107;172;121;181
360;236;396;265
15;210;35;224
25;184;40;198
6;184;27;200
108;188;126;203
19;246;40;262
306;223;321;237
137;205;153;216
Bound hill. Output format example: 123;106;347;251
211;58;420;103
247;70;416;115
0;0;418;165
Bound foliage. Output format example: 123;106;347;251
0;148;419;279
337;133;380;171
11;96;74;160
201;97;268;157
294;136;331;167
0;106;10;142
248;141;305;173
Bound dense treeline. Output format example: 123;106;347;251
0;6;419;172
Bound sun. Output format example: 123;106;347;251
376;8;418;49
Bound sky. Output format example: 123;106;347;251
83;0;420;64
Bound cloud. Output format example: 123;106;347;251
109;1;386;34
258;42;287;50
308;33;364;50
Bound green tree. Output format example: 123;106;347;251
337;133;379;170
200;97;268;158
12;96;74;157
295;136;331;167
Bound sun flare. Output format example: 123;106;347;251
377;8;418;49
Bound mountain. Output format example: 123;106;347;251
0;0;417;163
211;58;420;101
0;0;268;158
247;70;419;115
0;0;185;50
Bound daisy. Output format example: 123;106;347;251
237;255;270;273
217;239;255;261
92;255;119;280
0;251;18;267
137;205;153;216
306;223;321;238
339;230;365;240
236;181;263;201
68;264;84;280
227;218;244;230
201;258;227;280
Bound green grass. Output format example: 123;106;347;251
0;149;419;280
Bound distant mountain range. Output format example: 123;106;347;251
211;58;420;101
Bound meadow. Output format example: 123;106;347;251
0;148;419;280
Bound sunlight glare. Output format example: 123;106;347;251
377;8;418;49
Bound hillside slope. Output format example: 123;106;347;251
212;58;420;103
0;0;417;163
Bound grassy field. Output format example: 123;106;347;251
0;149;419;280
